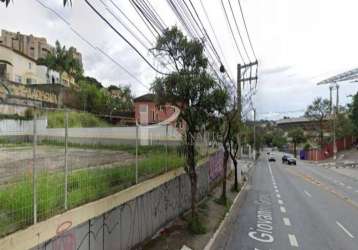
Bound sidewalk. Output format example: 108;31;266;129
142;160;253;250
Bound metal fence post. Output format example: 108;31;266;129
64;109;68;210
32;111;37;224
165;124;168;172
136;122;139;184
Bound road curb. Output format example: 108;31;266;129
203;162;255;250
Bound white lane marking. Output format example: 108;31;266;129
304;190;312;197
336;221;355;239
276;194;281;198
347;186;352;189
280;206;286;213
278;199;284;205
283;217;291;226
355;190;358;193
275;190;279;193
340;182;345;186
288;234;299;247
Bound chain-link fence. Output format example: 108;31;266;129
0;108;215;237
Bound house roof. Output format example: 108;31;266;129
133;93;155;102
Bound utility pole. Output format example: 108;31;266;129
237;64;242;158
253;108;256;160
237;60;258;159
333;84;339;162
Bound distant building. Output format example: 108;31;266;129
134;93;180;126
0;29;82;64
0;44;65;86
276;116;332;137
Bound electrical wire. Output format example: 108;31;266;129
220;0;245;64
34;0;149;90
84;0;168;75
237;0;257;60
227;0;251;62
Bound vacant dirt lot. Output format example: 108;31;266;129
0;145;136;184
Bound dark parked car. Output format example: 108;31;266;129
268;156;276;162
282;155;288;163
287;157;297;165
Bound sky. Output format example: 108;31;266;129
1;0;357;120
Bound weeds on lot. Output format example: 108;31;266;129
47;111;110;128
0;150;184;237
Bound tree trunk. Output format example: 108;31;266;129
320;120;324;148
222;148;229;201
186;132;197;219
233;158;238;191
294;142;297;158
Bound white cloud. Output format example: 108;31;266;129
0;0;357;113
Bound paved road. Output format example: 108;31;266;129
218;153;358;250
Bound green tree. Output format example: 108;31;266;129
151;27;224;230
336;113;353;138
209;96;238;203
305;97;331;147
37;41;83;85
272;129;287;150
350;92;358;135
288;128;306;158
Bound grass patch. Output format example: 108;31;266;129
47;111;110;128
0;148;184;237
187;215;207;235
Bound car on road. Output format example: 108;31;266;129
268;155;276;162
282;155;288;163
287;157;297;165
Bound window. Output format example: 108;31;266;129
28;63;32;70
15;75;22;83
26;78;36;85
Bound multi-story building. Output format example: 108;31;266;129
0;44;60;85
0;29;82;64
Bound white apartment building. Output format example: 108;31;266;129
0;44;60;85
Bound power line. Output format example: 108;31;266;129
108;0;154;46
237;0;257;60
83;0;168;75
220;0;245;64
198;0;233;78
34;0;149;90
166;0;236;90
227;0;251;62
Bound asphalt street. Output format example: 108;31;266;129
221;152;358;250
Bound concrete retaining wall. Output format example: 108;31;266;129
0;151;227;250
34;165;210;250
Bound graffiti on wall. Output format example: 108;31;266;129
35;163;210;250
208;150;224;182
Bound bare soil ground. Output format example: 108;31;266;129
0;145;136;184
